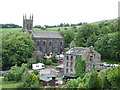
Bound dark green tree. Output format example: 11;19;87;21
2;32;35;69
75;56;86;77
60;30;75;48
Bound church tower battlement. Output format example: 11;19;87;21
23;14;33;32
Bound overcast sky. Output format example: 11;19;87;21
0;0;119;26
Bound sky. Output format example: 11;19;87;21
0;0;119;26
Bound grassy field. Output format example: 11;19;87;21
0;77;23;89
0;28;22;37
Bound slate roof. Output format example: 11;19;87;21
40;75;56;82
65;47;89;55
32;31;63;39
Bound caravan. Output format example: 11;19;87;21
32;63;45;70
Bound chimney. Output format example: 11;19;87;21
89;46;94;52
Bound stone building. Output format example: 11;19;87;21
64;46;101;74
32;31;64;54
23;14;33;32
22;15;64;55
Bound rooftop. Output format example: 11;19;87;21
40;74;56;82
32;31;63;39
65;47;89;55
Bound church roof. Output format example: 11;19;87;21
32;31;63;39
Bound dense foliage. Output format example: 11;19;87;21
62;66;120;89
4;64;28;82
2;32;35;69
50;54;58;63
22;72;40;88
60;30;75;48
75;56;86;77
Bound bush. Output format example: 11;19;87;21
45;59;52;65
27;60;37;69
50;54;58;63
33;70;39;75
22;72;40;88
106;66;120;89
4;64;28;82
75;56;86;77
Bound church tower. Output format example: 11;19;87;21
23;14;33;32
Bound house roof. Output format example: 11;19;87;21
32;31;63;39
65;47;89;55
40;75;56;82
40;76;52;82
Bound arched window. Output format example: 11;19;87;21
49;41;52;46
43;41;46;46
71;56;73;60
60;42;62;46
66;56;69;60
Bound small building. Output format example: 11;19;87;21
64;46;101;74
32;63;45;70
61;73;78;84
40;75;56;86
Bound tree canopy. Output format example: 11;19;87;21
2;32;35;69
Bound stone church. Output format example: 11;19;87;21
22;15;64;55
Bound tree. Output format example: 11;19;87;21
95;32;119;61
98;70;111;88
4;64;28;81
60;30;75;48
106;66;120;89
83;70;100;89
61;77;82;88
22;72;40;88
75;56;86;77
2;32;35;69
86;33;97;47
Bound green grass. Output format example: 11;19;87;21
0;78;23;89
0;28;22;37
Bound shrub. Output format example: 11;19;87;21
75;56;86;77
46;59;53;65
22;72;40;88
106;66;120;89
33;70;39;75
4;64;28;82
50;54;58;63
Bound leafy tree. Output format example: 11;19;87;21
75;56;86;77
33;70;39;75
60;30;75;48
101;26;111;34
2;32;35;69
98;70;111;88
4;64;28;81
61;77;82;88
84;70;100;89
86;33;97;47
75;23;100;47
95;32;119;61
106;66;120;89
22;72;40;88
